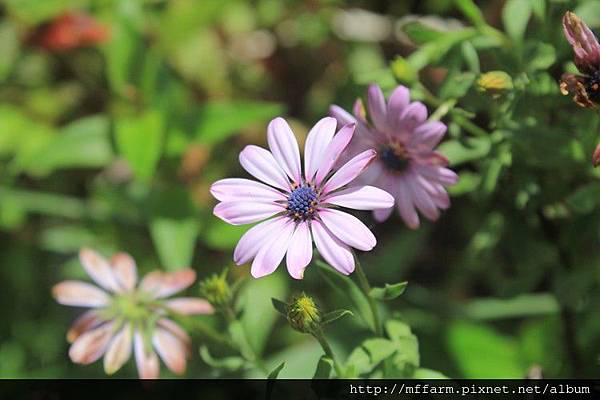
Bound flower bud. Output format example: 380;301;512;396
287;293;320;333
199;272;231;308
477;71;513;96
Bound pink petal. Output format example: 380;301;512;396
311;219;355;275
67;310;105;343
234;216;290;265
157;318;191;350
373;207;393;222
386;85;410;121
410;121;447;149
318;209;376;251
52;281;110;308
79;248;120;292
314;123;356;185
407;177;440;221
239;145;291;191
414;165;458;186
304;117;336;182
250;218;295;278
210;178;286;203
396;178;420;229
134;330;159;379
111;252;137;292
395;102;427;133
166;298;214;315
152;327;187;375
329;104;357;126
323;149;376;193
286;222;313;279
267;117;302;183
367;84;390;133
139;269;196;299
355;161;384;186
324;185;394;210
103;323;133;375
69;321;115;365
353;98;367;122
213;201;284;225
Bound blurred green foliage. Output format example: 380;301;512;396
0;0;599;379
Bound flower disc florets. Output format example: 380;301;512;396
287;184;319;220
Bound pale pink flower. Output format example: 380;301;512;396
330;84;458;228
52;248;213;378
211;117;394;279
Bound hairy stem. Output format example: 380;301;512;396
313;328;344;377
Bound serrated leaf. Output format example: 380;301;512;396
369;282;408;301
271;298;288;317
320;309;353;325
312;356;334;379
267;362;285;379
316;260;375;331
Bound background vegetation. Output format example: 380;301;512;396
0;0;599;378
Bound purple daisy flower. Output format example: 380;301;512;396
330;84;458;229
211;117;394;279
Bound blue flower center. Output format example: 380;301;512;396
380;144;409;172
287;186;318;220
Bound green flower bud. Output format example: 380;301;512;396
287;293;320;333
477;71;513;96
199;271;231;308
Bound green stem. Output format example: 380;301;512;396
223;305;269;375
354;256;382;336
175;314;236;350
312;328;344;377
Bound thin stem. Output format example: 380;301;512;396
223;305;269;375
313;328;344;377
354;256;383;336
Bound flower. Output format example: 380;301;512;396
33;12;109;52
330;84;458;228
211;117;394;279
52;248;213;378
560;11;600;108
287;293;320;334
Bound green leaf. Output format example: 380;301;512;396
312;356;334;379
437;136;491;165
369;282;408;301
199;346;246;371
412;368;448;379
439;72;476;100
0;187;86;219
239;273;288;355
196;101;284;145
502;0;532;42
463;293;560;320
228;320;255;361
575;0;600;28
402;21;445;45
447;321;524;378
204;219;247;251
316;260;375;331
267;362;285;379
461;41;480;73
271;298;288;317
115;110;165;182
566;182;600;214
527;42;556;71
32;116;113;175
320;309;353;325
345;346;372;377
149;217;199;271
385;320;420;373
454;0;488;28
362;338;397;366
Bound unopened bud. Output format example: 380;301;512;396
287;293;320;333
593;143;600;167
477;71;513;96
199;271;231;308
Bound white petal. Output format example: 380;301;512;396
139;269;196;299
324;185;394;210
267;117;302;183
213;201;284;225
318;209;376;251
134;330;159;379
233;216;290;265
79;248;120;292
166;298;214;315
304;117;336;182
152;327;187;375
239;145;291;191
314;123;355;185
323;149;376;193
110;252;137;292
311;219;355;275
286;222;313;279
67;310;105;343
103;323;133;375
250;218;295;278
69;321;115;365
210;178;286;203
52;281;110;308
